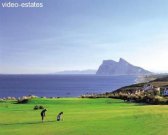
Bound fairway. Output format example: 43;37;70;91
0;98;168;135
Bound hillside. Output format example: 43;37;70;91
87;75;168;104
115;75;168;93
55;70;96;74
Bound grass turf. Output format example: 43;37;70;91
0;98;168;135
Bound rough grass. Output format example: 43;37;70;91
0;98;168;135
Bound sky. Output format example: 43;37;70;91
1;0;168;74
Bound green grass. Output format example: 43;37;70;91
1;98;168;135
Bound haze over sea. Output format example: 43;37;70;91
0;75;137;98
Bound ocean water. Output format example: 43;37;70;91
0;75;137;98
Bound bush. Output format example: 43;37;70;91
17;98;30;104
34;105;39;110
34;105;44;110
153;90;160;96
152;96;167;104
39;105;44;109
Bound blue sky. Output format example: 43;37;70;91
1;0;168;73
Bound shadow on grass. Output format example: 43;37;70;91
0;120;55;126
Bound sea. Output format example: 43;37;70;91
0;75;137;98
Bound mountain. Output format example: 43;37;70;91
56;70;96;75
96;58;152;76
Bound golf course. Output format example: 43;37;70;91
0;98;168;135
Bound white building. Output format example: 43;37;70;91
143;84;154;91
155;87;160;91
163;88;168;96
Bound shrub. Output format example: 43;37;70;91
17;98;30;104
39;105;44;109
153;90;160;96
34;105;39;110
152;96;167;104
34;105;44;110
0;99;4;102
